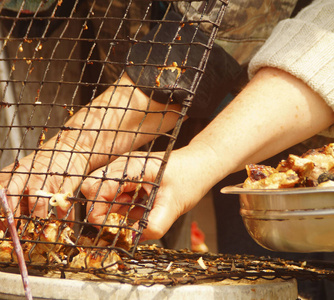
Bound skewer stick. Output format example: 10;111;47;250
0;188;33;300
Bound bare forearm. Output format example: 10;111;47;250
187;67;334;189
52;74;181;172
78;67;334;241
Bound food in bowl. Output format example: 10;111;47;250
221;143;334;252
244;143;334;189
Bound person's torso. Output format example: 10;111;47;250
175;0;299;66
0;0;57;14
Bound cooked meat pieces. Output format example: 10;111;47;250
100;213;133;251
245;164;277;181
318;170;334;184
0;240;15;262
34;221;75;257
0;212;133;271
34;190;133;250
244;165;299;189
69;249;120;271
244;143;334;189
277;155;315;178
0;218;76;264
277;143;334;186
302;144;334;180
76;213;133;251
318;180;334;187
0;237;46;264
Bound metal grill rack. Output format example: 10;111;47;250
2;245;334;286
0;0;229;276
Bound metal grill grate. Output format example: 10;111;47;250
2;245;334;286
0;0;229;276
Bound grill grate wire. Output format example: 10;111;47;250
0;0;230;277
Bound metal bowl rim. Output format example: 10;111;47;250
240;207;334;219
220;184;334;195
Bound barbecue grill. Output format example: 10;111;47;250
0;1;331;299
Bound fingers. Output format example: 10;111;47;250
0;151;80;220
81;168;121;220
139;195;181;242
81;153;159;225
80;152;181;243
0;161;30;217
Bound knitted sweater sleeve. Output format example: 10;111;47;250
248;0;334;135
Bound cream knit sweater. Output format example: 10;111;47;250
248;0;334;135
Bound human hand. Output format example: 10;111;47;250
81;145;216;242
0;74;182;221
0;136;90;219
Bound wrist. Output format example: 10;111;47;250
176;140;228;194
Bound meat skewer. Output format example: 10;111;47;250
0;187;33;300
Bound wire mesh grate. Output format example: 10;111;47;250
0;0;231;276
1;245;334;286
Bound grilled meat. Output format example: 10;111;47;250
69;249;120;271
244;166;299;189
0;240;15;262
244;143;334;189
0;186;133;270
100;213;133;251
0;211;132;271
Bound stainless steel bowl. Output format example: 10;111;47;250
221;184;334;253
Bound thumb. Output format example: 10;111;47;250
139;196;181;242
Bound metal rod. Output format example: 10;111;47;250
0;188;33;300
